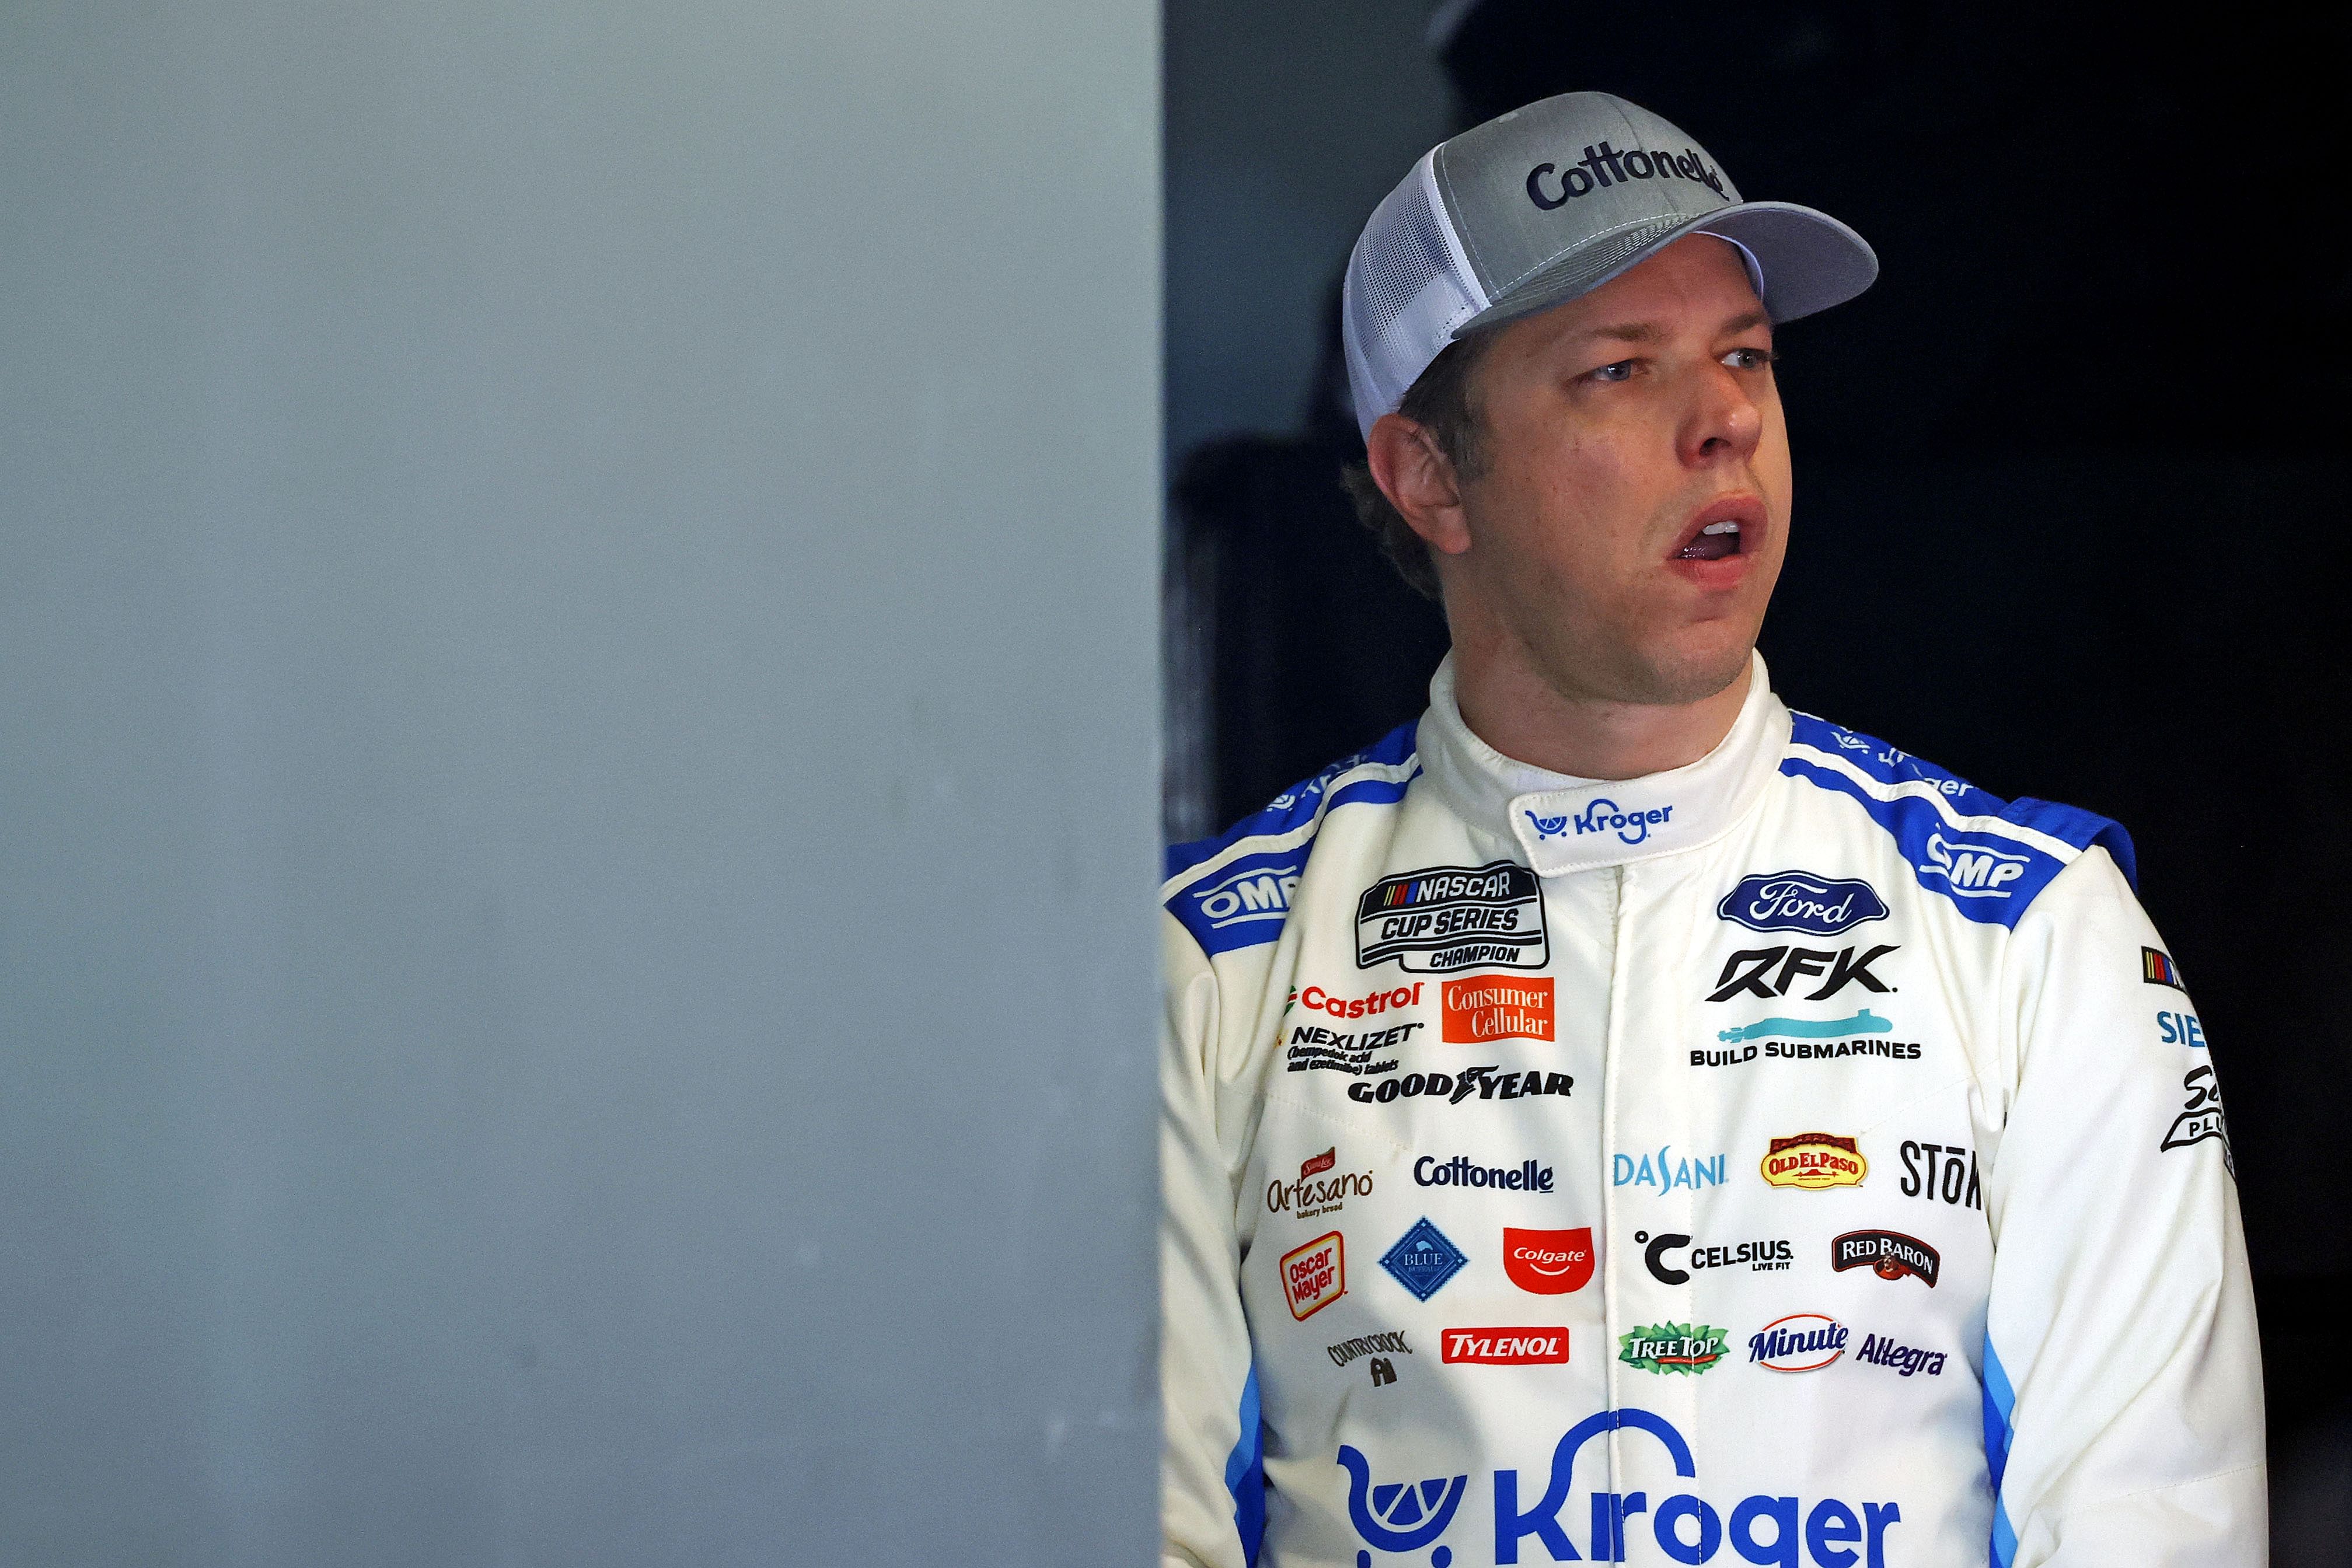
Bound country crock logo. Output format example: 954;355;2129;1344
1279;1231;1345;1321
1831;1230;1941;1286
1618;1322;1727;1375
1442;975;1554;1042
1760;1133;1866;1189
1503;1227;1594;1294
1443;1327;1569;1365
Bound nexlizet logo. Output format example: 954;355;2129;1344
1443;1327;1569;1366
1442;975;1554;1042
1831;1230;1940;1287
1761;1133;1866;1190
1279;1231;1344;1321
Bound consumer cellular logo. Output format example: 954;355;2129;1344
1572;797;1673;846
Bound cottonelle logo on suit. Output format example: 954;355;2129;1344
1356;861;1548;973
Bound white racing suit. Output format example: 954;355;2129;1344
1161;654;2263;1568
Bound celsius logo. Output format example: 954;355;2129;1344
1718;872;1889;935
1573;797;1673;846
1187;860;1300;929
1750;1314;1849;1373
1633;1231;1792;1285
1279;1231;1345;1321
1832;1230;1941;1287
1504;1227;1594;1295
1524;809;1568;839
1340;1409;1904;1566
1917;832;2030;899
1524;139;1729;208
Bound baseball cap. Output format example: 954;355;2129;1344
1341;91;1877;441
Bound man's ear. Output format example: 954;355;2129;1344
1365;413;1473;557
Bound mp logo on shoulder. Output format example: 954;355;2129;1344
1916;832;2030;899
1718;872;1889;936
1356;861;1548;973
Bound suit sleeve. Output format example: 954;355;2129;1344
1981;847;2266;1565
1160;913;1261;1568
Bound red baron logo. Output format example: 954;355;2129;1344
1300;1148;1336;1179
1502;1227;1594;1294
1442;1327;1568;1364
1280;1232;1345;1321
1293;982;1423;1020
1442;976;1555;1042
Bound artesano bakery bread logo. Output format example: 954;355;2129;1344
1441;976;1554;1042
1760;1132;1866;1189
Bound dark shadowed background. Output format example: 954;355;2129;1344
1165;4;2350;1558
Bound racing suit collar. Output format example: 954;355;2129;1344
1416;649;1791;876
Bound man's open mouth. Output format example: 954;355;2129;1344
1677;519;1743;561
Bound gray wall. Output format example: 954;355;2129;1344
0;5;1160;1564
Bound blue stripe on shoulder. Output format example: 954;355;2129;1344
1163;722;1419;958
1224;1364;1265;1565
1983;1336;2018;1568
1784;713;2136;928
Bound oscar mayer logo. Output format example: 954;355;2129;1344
1760;1132;1866;1190
1280;1231;1345;1321
1442;976;1554;1042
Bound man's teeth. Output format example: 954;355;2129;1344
1701;521;1740;535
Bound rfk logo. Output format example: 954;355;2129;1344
1280;1231;1345;1321
1503;1227;1594;1294
1707;945;1896;1002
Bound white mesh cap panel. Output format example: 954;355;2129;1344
1342;152;1488;442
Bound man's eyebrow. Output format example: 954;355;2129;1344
1580;309;1771;344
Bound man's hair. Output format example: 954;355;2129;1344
1341;329;1497;601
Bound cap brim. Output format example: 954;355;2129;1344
1456;200;1878;337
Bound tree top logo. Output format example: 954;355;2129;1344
1618;1322;1728;1375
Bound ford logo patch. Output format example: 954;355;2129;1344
1718;871;1889;935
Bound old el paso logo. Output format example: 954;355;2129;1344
1356;861;1548;973
1718;871;1889;936
1761;1133;1866;1189
1442;976;1554;1042
1443;1327;1568;1366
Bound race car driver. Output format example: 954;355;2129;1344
1160;92;2263;1567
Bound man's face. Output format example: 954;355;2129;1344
1442;235;1789;708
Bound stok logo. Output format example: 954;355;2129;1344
1898;1141;1981;1209
1279;1231;1345;1321
1342;1409;1904;1566
1750;1314;1848;1373
1707;945;1896;1003
1187;860;1300;929
1573;797;1672;845
1917;832;2030;899
1442;976;1554;1043
1504;1227;1594;1295
1524;809;1568;839
1717;872;1889;935
1443;1327;1569;1365
1634;1231;1791;1285
1831;1230;1941;1287
1524;139;1729;208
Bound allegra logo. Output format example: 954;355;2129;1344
1292;981;1423;1020
1279;1231;1344;1321
1504;1227;1593;1295
1443;1327;1568;1365
1761;1133;1866;1189
1573;797;1673;845
1918;831;2030;899
1717;871;1889;935
1442;975;1554;1042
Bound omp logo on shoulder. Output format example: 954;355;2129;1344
1185;858;1301;929
1718;871;1889;935
1355;861;1548;973
1917;831;2030;898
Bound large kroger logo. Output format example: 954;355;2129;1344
1566;798;1673;846
1717;872;1889;936
1339;1408;1903;1566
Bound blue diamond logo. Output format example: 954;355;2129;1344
1379;1217;1468;1301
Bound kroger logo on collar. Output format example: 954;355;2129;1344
1719;871;1889;935
1564;797;1673;845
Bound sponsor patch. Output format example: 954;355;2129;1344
1761;1132;1866;1190
1897;1141;1981;1210
1831;1230;1941;1286
1442;975;1554;1042
1618;1322;1728;1375
1503;1227;1594;1295
1345;1066;1571;1105
1279;1231;1345;1321
1266;1150;1373;1220
1285;1019;1422;1077
1443;1327;1569;1365
1292;982;1424;1021
2143;946;2186;990
1708;945;1897;1003
1917;830;2030;899
1355;861;1548;973
1718;872;1890;935
1326;1329;1411;1368
2156;1010;2207;1049
2162;1064;2232;1174
1634;1231;1791;1285
1614;1146;1726;1193
1379;1217;1469;1302
1749;1313;1848;1372
1855;1332;1948;1378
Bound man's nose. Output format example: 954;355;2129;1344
1680;362;1764;465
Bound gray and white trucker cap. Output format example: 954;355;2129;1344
1341;91;1878;441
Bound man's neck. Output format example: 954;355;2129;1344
1450;645;1754;783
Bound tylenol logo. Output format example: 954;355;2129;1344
1442;976;1555;1042
1442;1327;1568;1365
1280;1231;1345;1321
1503;1226;1593;1294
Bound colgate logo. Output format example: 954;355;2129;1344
1443;1327;1568;1365
1503;1227;1594;1295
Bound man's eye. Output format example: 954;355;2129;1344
1589;359;1636;383
1723;347;1778;371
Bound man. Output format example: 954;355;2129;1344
1160;92;2263;1567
